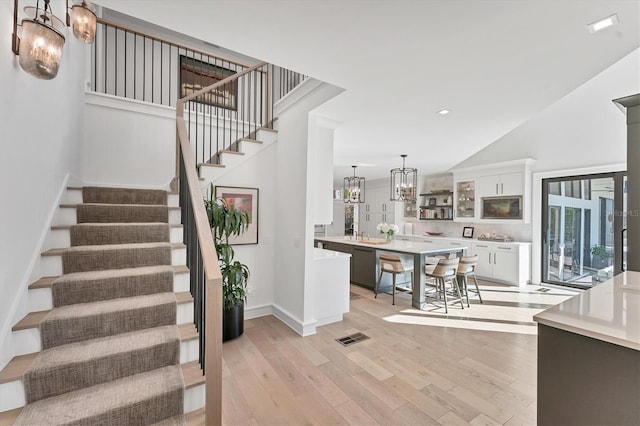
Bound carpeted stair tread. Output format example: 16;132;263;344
83;186;168;206
70;222;170;246
151;414;186;426
77;203;169;224
40;293;177;349
52;265;175;306
23;325;180;403
62;242;173;273
14;365;185;426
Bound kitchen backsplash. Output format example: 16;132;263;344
408;220;532;242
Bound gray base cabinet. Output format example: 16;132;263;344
351;246;376;289
537;324;640;426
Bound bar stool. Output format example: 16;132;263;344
456;255;482;307
424;257;462;313
375;253;414;305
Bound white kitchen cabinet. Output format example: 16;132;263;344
453;180;476;222
362;186;397;237
471;241;530;286
477;172;524;197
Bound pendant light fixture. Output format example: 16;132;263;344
12;0;97;80
67;1;97;44
13;0;66;80
344;165;365;203
390;154;418;202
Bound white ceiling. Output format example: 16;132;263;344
97;0;640;182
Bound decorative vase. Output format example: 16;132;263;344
386;233;393;243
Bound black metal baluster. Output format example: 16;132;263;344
160;41;163;105
151;39;155;103
143;36;146;102
115;27;118;96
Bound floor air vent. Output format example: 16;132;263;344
536;288;551;292
336;332;369;347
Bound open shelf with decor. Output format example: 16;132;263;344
419;191;453;220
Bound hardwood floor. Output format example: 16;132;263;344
198;282;577;425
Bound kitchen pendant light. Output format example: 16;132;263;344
390;154;417;202
344;165;365;203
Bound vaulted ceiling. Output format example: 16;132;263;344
97;0;640;181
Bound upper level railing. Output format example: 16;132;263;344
91;17;306;166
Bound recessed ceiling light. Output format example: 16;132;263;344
587;14;619;34
437;109;450;115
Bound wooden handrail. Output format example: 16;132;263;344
97;16;251;70
176;116;222;425
176;61;268;110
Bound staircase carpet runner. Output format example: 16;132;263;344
52;266;174;307
15;365;184;426
82;186;168;205
23;325;180;403
40;293;177;349
70;223;170;246
62;242;172;274
15;186;188;425
76;203;169;223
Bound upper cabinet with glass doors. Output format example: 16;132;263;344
454;180;476;221
451;158;535;223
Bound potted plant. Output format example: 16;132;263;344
204;184;250;342
590;245;613;270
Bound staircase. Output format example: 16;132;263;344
0;186;204;425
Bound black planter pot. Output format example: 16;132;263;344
223;302;244;342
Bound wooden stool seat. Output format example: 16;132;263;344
374;253;414;305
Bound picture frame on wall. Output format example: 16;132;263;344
428;197;437;206
215;186;259;244
462;226;474;238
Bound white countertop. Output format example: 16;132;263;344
534;271;640;351
394;233;532;245
315;236;468;255
313;247;351;260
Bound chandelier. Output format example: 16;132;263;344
344;165;365;203
390;154;417;202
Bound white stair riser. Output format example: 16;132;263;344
45;229;70;250
46;227;183;249
12;328;41;357
184;383;205;413
257;129;277;144
177;301;193;325
170;226;183;243
169;209;181;224
0;341;199;413
0;380;25;412
55;207;77;226
237;141;261;157
39;247;186;277
40;256;62;277
174;272;189;293
62;189;83;204
55;208;180;226
27;272;190;311
28;288;53;312
180;338;199;365
167;193;179;207
12;310;195;358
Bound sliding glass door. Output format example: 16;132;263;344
542;172;626;288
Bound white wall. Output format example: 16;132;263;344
0;0;87;369
83;93;176;188
207;144;278;319
268;80;343;335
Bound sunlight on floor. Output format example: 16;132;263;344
382;284;579;334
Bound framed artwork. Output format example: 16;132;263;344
428;197;437;206
481;196;523;219
215;186;258;244
180;55;237;110
462;226;474;238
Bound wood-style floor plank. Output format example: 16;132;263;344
204;282;578;425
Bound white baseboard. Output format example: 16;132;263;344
271;304;317;337
244;304;273;320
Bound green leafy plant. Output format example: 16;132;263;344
204;183;250;310
591;245;613;259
